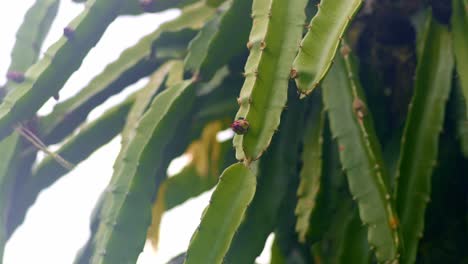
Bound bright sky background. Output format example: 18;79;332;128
0;1;272;263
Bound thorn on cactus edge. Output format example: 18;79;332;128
352;97;367;120
290;68;298;79
231;118;249;135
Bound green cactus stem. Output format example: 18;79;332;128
184;162;256;264
292;0;363;96
0;0;124;141
90;80;196;264
394;13;454;264
322;49;401;262
39;2;215;144
233;0;308;162
452;0;468;118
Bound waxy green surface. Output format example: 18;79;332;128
0;0;124;141
233;0;308;162
225;89;305;263
39;2;215;144
395;15;454;264
90;80;196;264
322;51;401;262
184;163;256;264
185;0;252;81
452;0;468;116
295;98;324;242
292;0;362;96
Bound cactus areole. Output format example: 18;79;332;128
63;27;75;39
6;71;25;83
231;118;249;135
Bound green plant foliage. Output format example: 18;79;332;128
233;0;308;162
7;0;60;82
12;96;135;233
295;96;324;242
0;0;124;141
452;0;468;111
74;193;105;264
184;163;256;264
313;200;370;264
0;0;62;256
225;89;305;264
0;134;20;260
322;50;401;262
122;61;182;144
90;80;196;263
292;0;363;96
185;0;252;80
453;82;468;157
145;121;233;248
1;1;468;263
271;151;312;264
416;133;468;264
73;0;206;15
39;2;215;144
395;13;455;264
119;0;200;15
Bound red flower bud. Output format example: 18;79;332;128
6;71;25;83
63;27;75;39
231;118;249;135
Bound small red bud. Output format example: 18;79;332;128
231;118;250;135
139;0;154;11
63;27;75;39
7;71;25;83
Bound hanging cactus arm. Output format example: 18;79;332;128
454;82;468;157
9;95;136;234
184;163;256;264
295;98;324;243
292;0;363;96
0;0;125;141
121;60;183;145
119;0;203;15
184;12;224;75
0;134;21;260
394;14;454;264
322;51;401;262
38;52;158;145
89;80;196;264
0;0;62;253
233;0;309;162
452;0;468;115
225;89;305;264
39;2;215;144
185;0;253;80
7;0;60;83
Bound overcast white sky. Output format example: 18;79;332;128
0;1;272;264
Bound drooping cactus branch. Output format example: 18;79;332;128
0;0;125;141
